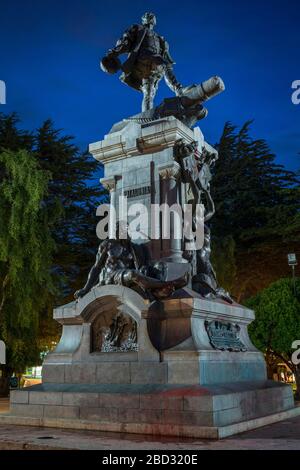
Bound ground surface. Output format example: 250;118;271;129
0;398;300;450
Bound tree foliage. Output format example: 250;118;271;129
34;119;107;299
0;113;107;301
0;114;107;394
246;278;300;397
0;113;33;152
211;235;236;293
212;122;300;301
0;148;56;391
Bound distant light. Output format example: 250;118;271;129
288;253;298;266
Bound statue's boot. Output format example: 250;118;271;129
215;287;233;304
192;273;217;295
169;272;189;289
192;274;233;304
147;273;189;300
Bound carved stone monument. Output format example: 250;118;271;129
2;12;299;439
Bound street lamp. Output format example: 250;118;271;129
288;253;298;295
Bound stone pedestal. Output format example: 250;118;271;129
3;284;298;438
91;116;195;271
2;117;299;439
37;286;267;388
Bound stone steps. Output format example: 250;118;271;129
8;381;295;432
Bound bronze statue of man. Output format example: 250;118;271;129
101;12;183;111
74;224;188;301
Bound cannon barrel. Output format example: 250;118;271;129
182;76;225;104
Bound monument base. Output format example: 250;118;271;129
1;380;298;439
3;285;298;439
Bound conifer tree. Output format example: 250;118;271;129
0;113;33;152
34;119;107;299
212;122;300;300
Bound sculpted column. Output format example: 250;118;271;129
158;161;183;263
100;176;118;239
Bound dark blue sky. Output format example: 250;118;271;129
1;0;299;170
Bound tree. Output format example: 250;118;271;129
0;149;57;395
0;113;33;152
212;122;300;301
34;120;108;300
0;115;108;395
211;235;236;294
0;114;108;302
246;278;300;399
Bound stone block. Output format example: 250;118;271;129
62;392;99;407
213;407;243;427
123;155;152;171
213;393;241;411
135;167;151;185
91;351;138;363
105;160;124;177
130;363;167;384
140;394;183;411
10;403;44;418
10;390;29;404
118;408;163;424
96;363;131;384
281;384;294;398
199;360;266;385
253;388;292;417
42;364;65;383
283;396;295;410
99;393;140;409
43;405;79;419
163;409;213;427
183;394;213;412
122;170;137;187
65;363;96;384
137;318;160;362
257;385;288;401
29;392;63;406
167;361;199;385
80;407;119;422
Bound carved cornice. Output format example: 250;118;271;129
100;176;119;192
137;118;194;155
89;117;195;163
158;161;181;180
